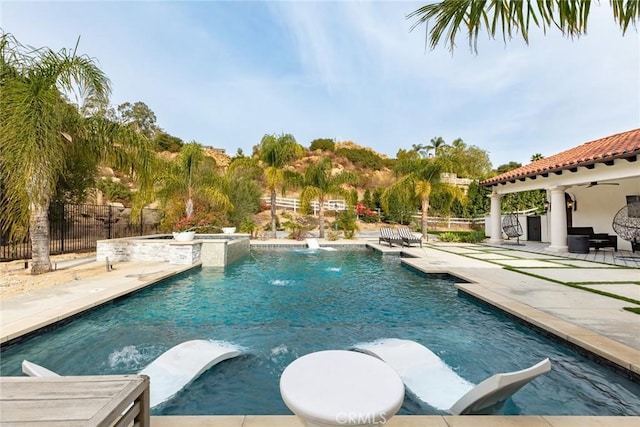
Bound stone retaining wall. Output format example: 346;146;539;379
96;234;250;266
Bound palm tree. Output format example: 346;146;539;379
155;142;232;229
298;157;359;238
0;34;119;274
225;156;263;228
427;137;447;157
384;156;464;239
385;158;440;238
531;153;544;162
408;0;640;52
257;133;304;238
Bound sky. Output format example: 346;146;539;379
1;1;638;168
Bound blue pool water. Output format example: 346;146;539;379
1;248;638;415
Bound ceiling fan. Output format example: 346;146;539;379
582;181;620;188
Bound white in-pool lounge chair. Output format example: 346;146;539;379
22;360;60;377
354;338;550;415
22;339;243;408
306;238;336;251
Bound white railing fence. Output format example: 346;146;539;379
261;197;346;214
262;197;540;228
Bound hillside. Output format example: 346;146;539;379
94;143;394;208
202;143;395;194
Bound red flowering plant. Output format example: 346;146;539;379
356;203;379;223
172;217;196;232
172;212;224;234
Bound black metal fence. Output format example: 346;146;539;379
1;203;161;262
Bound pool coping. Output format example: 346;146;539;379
405;260;639;379
0;262;201;346
395;249;639;380
149;414;640;426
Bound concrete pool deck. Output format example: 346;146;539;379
1;239;638;425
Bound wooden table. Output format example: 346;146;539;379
0;375;150;426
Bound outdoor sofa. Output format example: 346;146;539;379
567;227;617;252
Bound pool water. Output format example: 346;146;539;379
1;249;638;415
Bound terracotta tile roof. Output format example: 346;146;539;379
480;128;640;186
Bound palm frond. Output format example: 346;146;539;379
611;0;640;33
408;0;636;52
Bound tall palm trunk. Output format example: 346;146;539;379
318;196;326;238
29;201;51;274
270;189;277;238
421;197;429;240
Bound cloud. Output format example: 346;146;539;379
2;1;637;168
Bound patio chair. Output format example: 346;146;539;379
398;226;422;247
502;212;524;245
379;227;402;247
612;201;640;253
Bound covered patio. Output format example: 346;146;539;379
481;129;640;255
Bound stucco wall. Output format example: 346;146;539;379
569;179;639;251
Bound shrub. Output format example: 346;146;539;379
309;138;336;152
96;178;132;203
335;147;384;170
172;212;222;233
334;209;359;235
362;211;379;223
436;230;485;243
343;229;356;239
327;230;340;241
282;215;317;240
460;230;486;243
438;232;460;242
239;220;259;238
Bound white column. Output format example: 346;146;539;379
547;186;568;252
489;192;503;244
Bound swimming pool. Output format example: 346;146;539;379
1;248;638;415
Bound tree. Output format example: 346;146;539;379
226;157;262;227
411;143;431;158
408;0;640;52
531;153;544;162
382;181;416;225
464;181;491;218
154;130;183;152
362;189;373;208
427;137;447;156
155;142;231;229
385;154;465;238
385;158;440;236
0;34;154;274
438;138;492;179
495;161;522;175
116;101;157;139
298;157;359;238
256;133;305;238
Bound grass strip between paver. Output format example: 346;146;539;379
422;244;640;309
